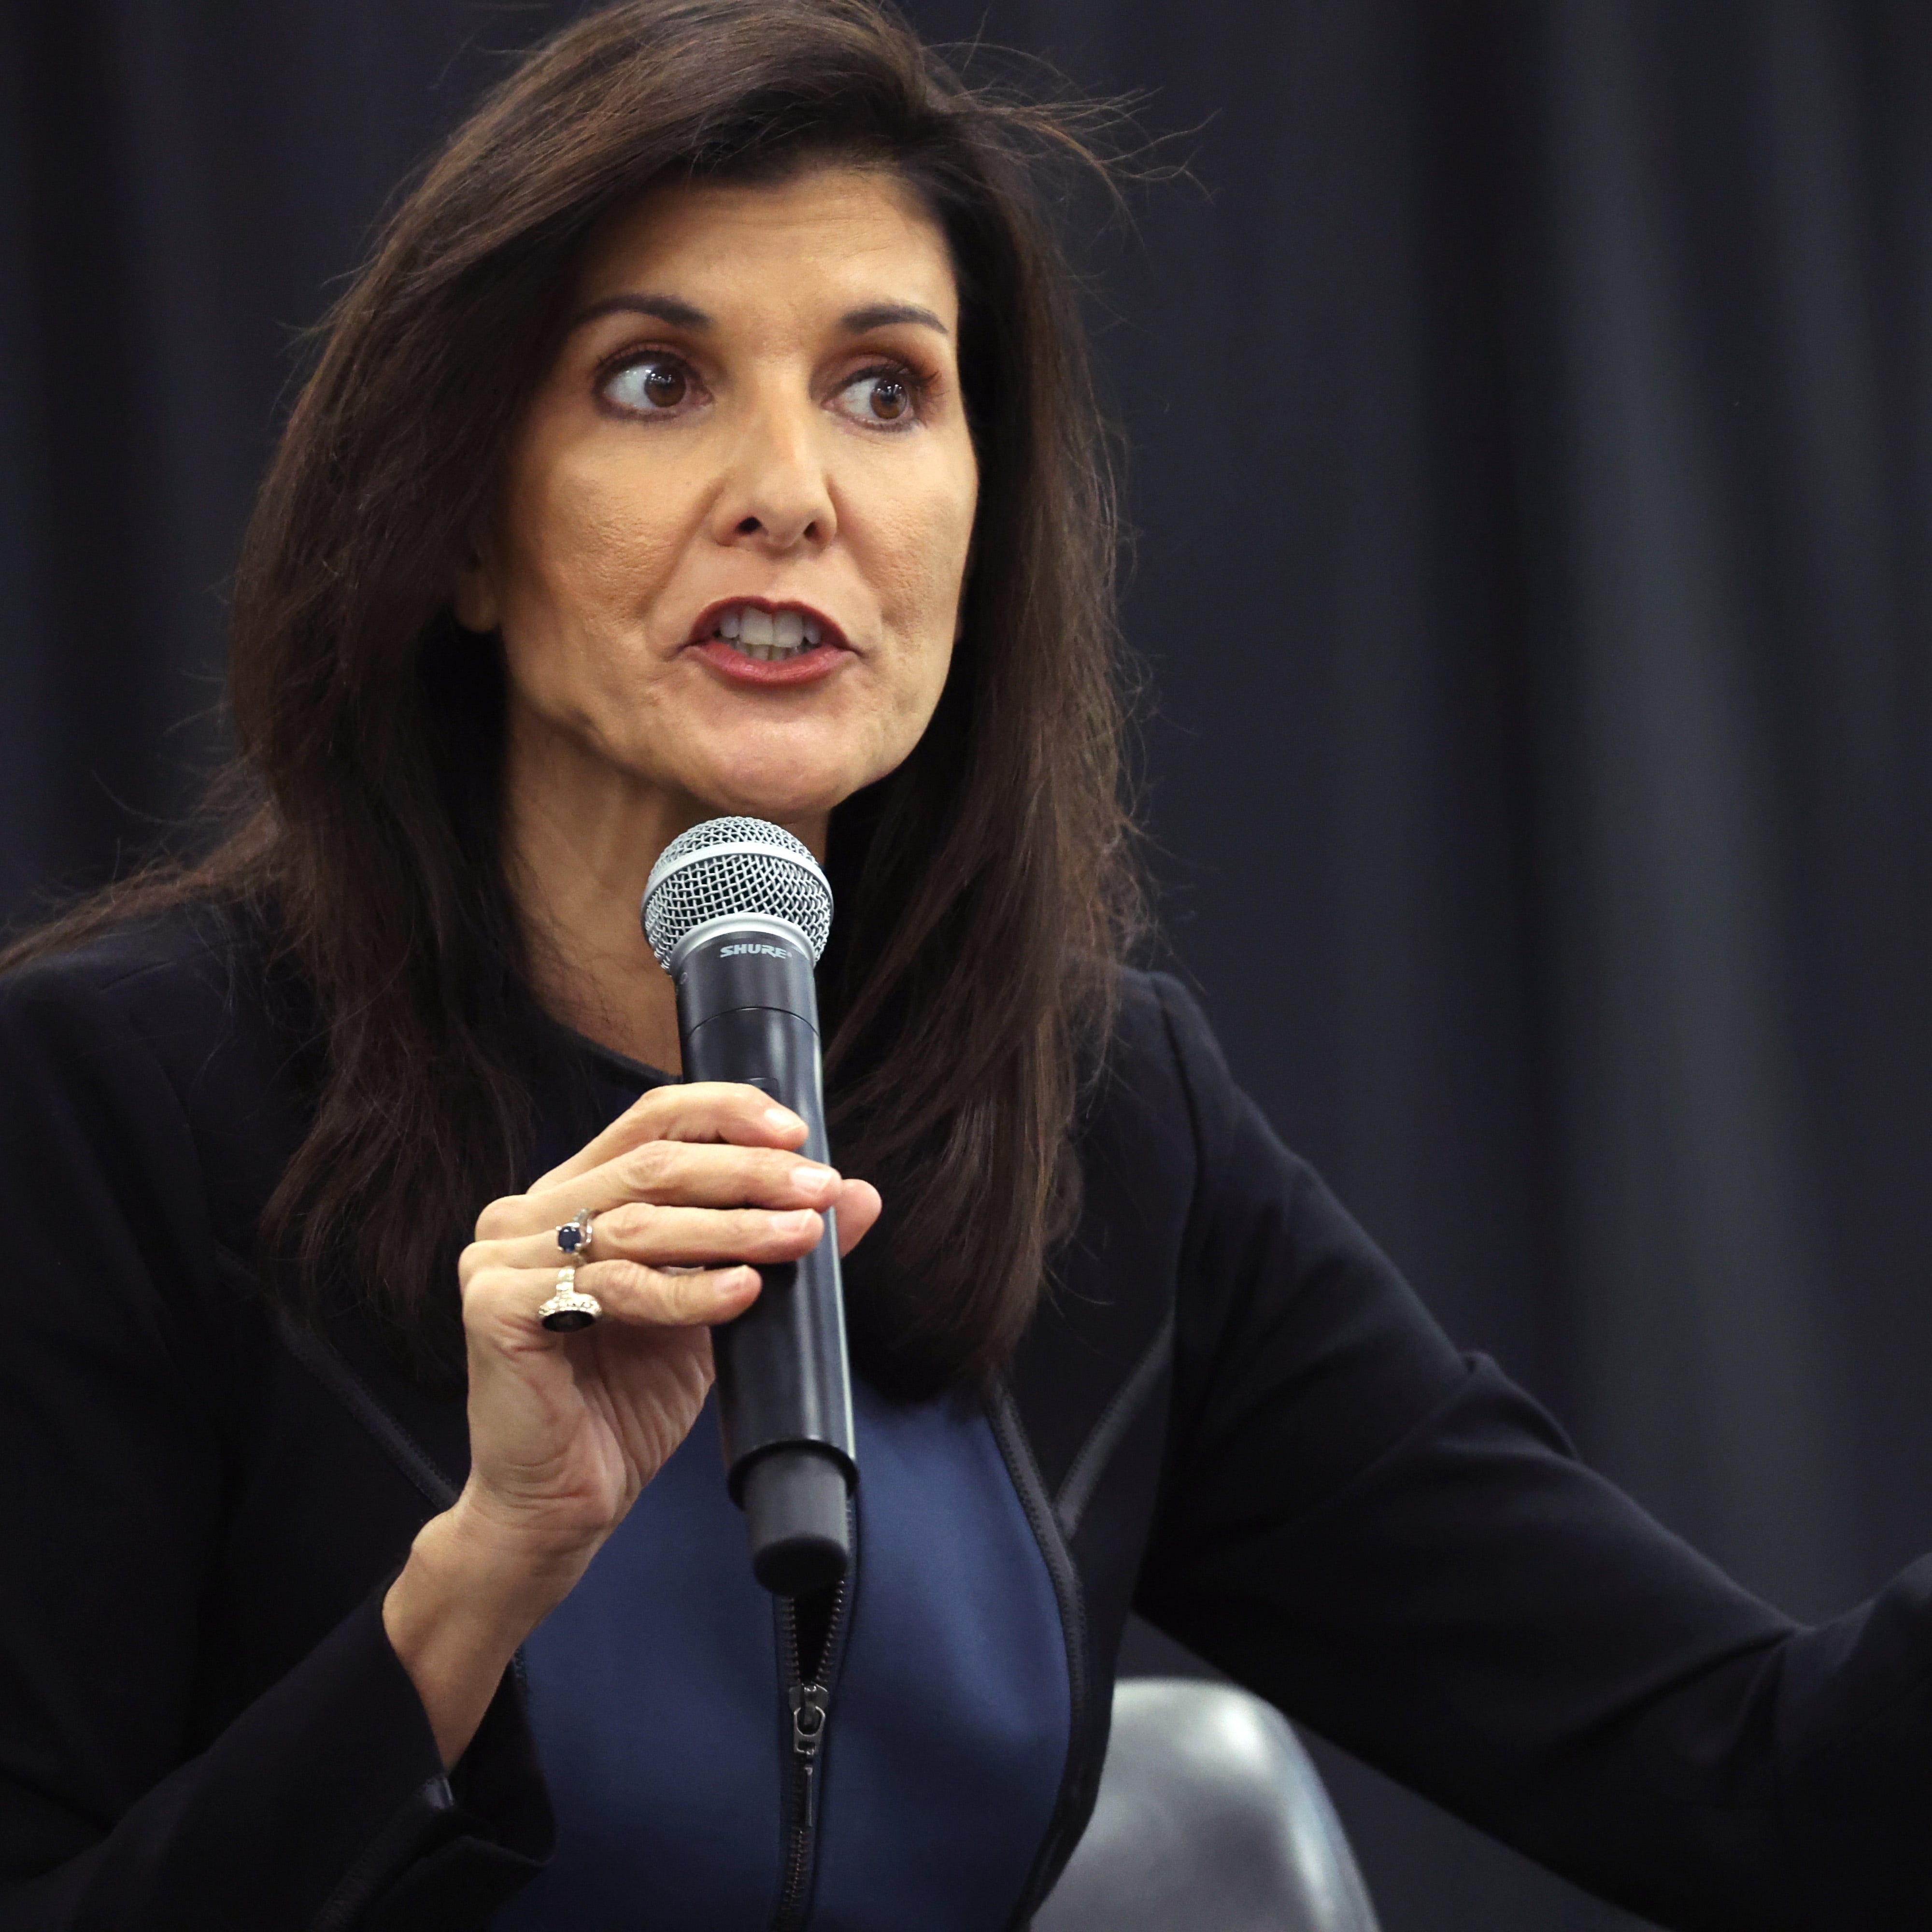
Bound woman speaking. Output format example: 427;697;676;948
0;2;1924;1927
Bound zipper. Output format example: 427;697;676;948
769;1562;851;1932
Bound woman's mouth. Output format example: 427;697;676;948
687;600;851;685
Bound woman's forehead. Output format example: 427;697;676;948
572;164;959;329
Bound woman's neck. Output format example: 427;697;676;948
501;703;825;1074
505;751;687;1073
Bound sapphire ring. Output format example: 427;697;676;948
555;1210;594;1261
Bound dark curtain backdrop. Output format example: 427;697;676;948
6;4;1932;1929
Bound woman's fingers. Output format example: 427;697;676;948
478;1138;839;1245
487;1203;827;1274
465;1083;886;1276
568;1140;841;1219
463;1256;760;1336
477;1177;876;1276
568;1259;762;1329
530;1082;808;1193
834;1179;882;1256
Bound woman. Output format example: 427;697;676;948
0;2;1926;1928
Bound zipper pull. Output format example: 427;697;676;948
790;1683;829;1830
790;1682;828;1756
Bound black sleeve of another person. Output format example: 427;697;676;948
1135;973;1932;1932
0;957;546;1932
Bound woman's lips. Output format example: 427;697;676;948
691;637;851;686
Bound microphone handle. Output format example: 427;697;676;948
673;922;856;1596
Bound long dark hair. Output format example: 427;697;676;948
4;0;1138;1394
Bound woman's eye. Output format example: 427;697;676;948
835;369;918;426
603;357;693;414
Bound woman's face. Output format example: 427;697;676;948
459;164;979;840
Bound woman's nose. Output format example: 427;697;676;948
711;398;837;554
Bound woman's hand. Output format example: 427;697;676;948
383;1081;881;1765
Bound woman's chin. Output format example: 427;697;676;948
685;768;860;831
679;740;902;830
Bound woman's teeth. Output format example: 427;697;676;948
715;606;824;662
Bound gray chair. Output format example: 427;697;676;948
1034;1679;1381;1932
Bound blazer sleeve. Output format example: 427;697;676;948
1133;972;1932;1932
0;959;548;1931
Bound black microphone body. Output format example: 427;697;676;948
670;917;856;1596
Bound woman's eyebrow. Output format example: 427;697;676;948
569;292;711;332
841;302;948;336
566;294;949;337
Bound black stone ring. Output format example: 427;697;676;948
538;1267;601;1333
555;1210;594;1261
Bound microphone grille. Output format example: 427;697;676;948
642;816;833;969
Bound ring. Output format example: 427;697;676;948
555;1210;594;1260
538;1265;602;1333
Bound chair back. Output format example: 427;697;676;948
1033;1678;1381;1932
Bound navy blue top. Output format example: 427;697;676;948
493;1059;1070;1931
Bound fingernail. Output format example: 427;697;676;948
764;1106;799;1132
790;1164;838;1193
771;1209;815;1235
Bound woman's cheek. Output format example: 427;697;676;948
882;625;955;755
886;478;973;625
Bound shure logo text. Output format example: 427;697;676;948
721;943;791;960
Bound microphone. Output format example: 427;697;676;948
642;817;856;1597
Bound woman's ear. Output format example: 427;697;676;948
451;545;502;635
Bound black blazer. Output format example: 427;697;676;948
0;906;1928;1931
